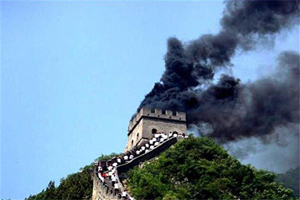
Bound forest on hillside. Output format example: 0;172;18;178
126;137;295;200
24;154;119;200
25;137;298;200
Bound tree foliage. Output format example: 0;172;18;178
127;136;295;200
25;166;92;200
25;153;120;200
97;152;120;161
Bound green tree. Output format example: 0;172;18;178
24;153;121;200
44;181;56;199
127;136;295;200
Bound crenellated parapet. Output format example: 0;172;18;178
128;108;186;133
92;175;120;200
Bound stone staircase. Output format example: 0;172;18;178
92;133;186;200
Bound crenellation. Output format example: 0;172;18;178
128;108;186;131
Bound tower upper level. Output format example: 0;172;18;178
128;107;186;135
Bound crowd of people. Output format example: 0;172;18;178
95;131;188;199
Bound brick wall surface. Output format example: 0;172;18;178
125;107;186;152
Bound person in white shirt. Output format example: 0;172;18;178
111;173;117;185
98;173;104;182
121;189;128;199
160;137;164;142
108;170;113;178
117;157;122;164
114;182;119;195
129;196;135;200
129;154;134;160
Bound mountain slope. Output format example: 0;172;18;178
25;137;296;200
126;136;294;200
277;166;300;197
24;154;120;200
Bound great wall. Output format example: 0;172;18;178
92;108;188;200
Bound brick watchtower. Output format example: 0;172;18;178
125;107;187;152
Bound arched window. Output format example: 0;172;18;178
131;139;134;147
152;128;157;134
137;133;139;138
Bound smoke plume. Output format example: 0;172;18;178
137;0;300;146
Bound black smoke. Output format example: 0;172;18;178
192;51;299;144
222;0;300;49
137;0;300;145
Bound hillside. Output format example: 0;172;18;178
25;154;119;200
25;137;296;200
277;166;300;197
126;136;295;200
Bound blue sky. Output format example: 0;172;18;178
1;1;299;199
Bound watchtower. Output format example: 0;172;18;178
124;107;187;152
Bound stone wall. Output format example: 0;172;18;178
92;135;182;200
142;118;186;139
92;175;120;200
118;137;178;175
125;107;186;151
126;119;144;151
128;107;186;132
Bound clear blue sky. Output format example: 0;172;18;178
1;1;299;199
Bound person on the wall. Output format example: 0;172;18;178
111;173;117;186
114;181;119;195
122;189;128;199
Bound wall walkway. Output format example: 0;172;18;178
92;135;183;200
